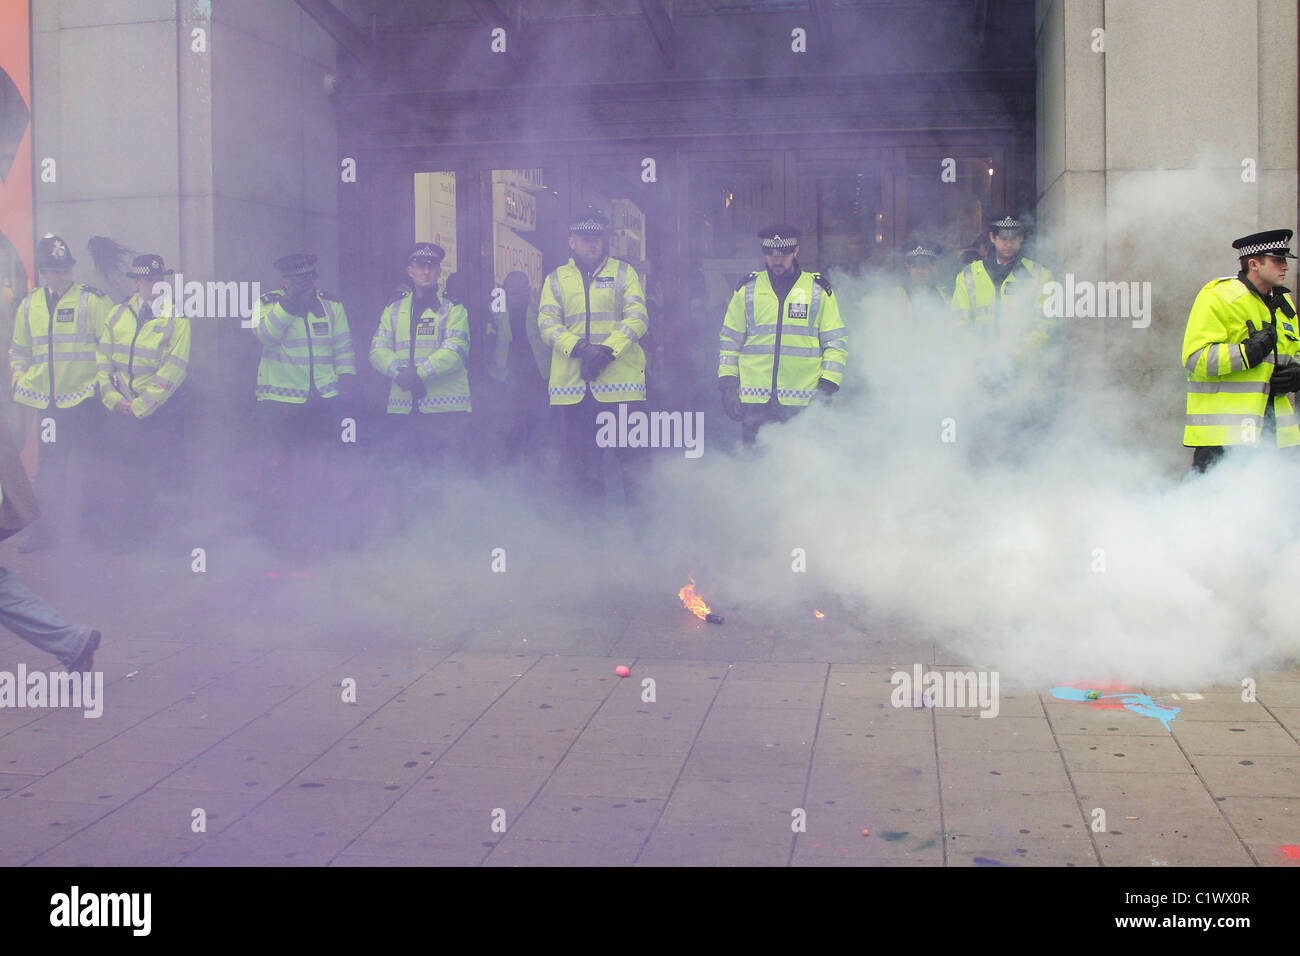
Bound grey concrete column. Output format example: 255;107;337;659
1036;0;1298;469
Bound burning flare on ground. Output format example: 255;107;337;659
679;577;710;619
814;609;825;619
679;577;724;624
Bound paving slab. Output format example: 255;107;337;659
794;806;944;864
943;790;1098;867
1269;707;1300;737
936;715;1058;751
178;777;398;866
305;735;447;785
493;792;663;852
1171;720;1300;755
1188;754;1300;798
658;778;807;836
809;761;940;811
636;822;792;866
0;797;110;863
570;713;700;757
545;751;685;797
938;749;1072;792
27;787;265;867
1215;796;1300;845
1070;771;1254;866
1058;733;1196;774
163;746;321;795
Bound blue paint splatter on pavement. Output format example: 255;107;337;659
973;856;1010;866
1051;687;1181;732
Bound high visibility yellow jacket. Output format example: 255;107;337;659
10;283;113;409
1181;275;1300;447
97;293;191;419
717;269;847;405
538;257;648;405
369;291;471;413
254;288;355;403
951;257;1054;358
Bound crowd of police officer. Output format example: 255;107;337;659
6;212;1295;558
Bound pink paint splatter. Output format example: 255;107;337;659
1280;845;1300;860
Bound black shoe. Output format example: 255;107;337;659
66;630;101;673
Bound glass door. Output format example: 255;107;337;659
786;151;894;281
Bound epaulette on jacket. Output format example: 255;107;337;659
735;272;759;291
260;290;284;305
812;272;833;294
81;284;107;298
318;290;342;303
1212;278;1248;302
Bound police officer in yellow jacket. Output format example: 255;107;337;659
1181;229;1298;473
8;234;113;552
898;243;952;316
97;254;190;549
369;242;471;469
538;209;648;502
253;253;357;551
718;226;848;445
950;214;1054;361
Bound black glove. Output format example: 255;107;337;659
817;378;839;396
335;374;355;401
1242;324;1277;367
394;366;420;391
580;344;615;381
1270;362;1300;396
719;378;743;421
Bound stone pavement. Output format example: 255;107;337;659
1;540;1298;868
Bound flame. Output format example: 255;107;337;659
678;577;711;620
813;609;825;619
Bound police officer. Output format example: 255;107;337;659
898;243;951;315
1181;229;1298;472
97;254;191;550
717;226;848;445
8;235;113;552
253;253;357;550
538;209;648;504
369;242;471;472
951;214;1054;358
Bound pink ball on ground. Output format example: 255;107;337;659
615;665;631;678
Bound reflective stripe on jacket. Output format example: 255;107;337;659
1181;276;1300;447
538;257;648;405
370;292;471;414
717;270;847;406
951;257;1054;359
10;284;112;409
254;289;355;403
98;293;191;419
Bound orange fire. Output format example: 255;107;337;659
813;609;825;619
678;577;711;620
